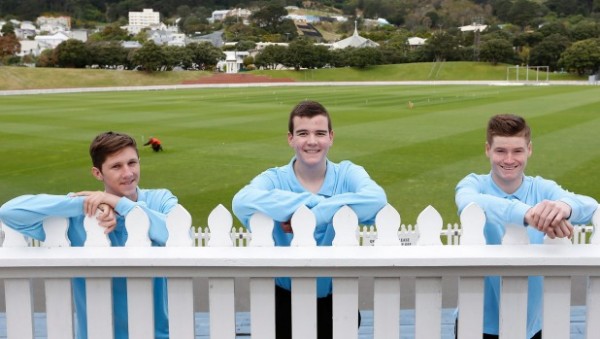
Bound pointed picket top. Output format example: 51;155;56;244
502;223;530;245
42;216;71;247
124;206;151;247
248;212;274;247
544;235;572;245
207;204;234;247
84;210;111;247
591;208;600;245
166;204;194;247
332;205;359;247
415;205;443;246
459;203;486;245
1;224;29;247
290;205;316;247
374;204;401;246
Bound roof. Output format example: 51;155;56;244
331;23;379;49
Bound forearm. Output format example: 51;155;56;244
232;187;321;227
0;194;85;239
311;184;387;226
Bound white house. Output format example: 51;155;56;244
459;23;488;32
217;50;249;73
17;40;42;57
34;31;70;50
128;8;160;34
37;16;71;33
407;36;427;49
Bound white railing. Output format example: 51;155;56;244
0;203;599;339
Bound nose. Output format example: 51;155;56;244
307;133;317;144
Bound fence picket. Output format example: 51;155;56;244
415;205;443;246
207;204;234;247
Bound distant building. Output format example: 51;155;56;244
218;50;249;73
331;22;379;49
209;8;252;24
37;16;71;33
128;9;160;34
407;37;426;49
459;23;487;32
34;31;70;50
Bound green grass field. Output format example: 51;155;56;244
1;84;599;228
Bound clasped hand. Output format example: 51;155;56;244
73;191;119;234
525;200;573;239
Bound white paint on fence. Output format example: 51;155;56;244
0;202;598;339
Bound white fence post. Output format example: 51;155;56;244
415;206;443;339
332;206;360;339
207;204;236;339
457;203;485;339
373;204;401;339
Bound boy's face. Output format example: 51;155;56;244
92;146;140;200
486;135;532;191
288;115;333;168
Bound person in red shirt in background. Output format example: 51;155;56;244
144;137;163;152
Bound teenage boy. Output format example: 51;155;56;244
455;114;598;338
232;100;387;339
0;131;178;339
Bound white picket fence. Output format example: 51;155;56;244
0;203;599;339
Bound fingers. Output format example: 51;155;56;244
530;200;571;230
280;221;293;233
96;204;117;234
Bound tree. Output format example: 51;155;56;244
185;42;224;70
250;4;288;34
506;0;547;28
254;44;287;69
0;33;21;59
421;31;459;62
88;25;130;42
87;41;130;68
130;41;165;72
346;47;383;68
55;39;89;68
479;38;516;65
529;34;571;70
559;38;600;75
163;45;193;70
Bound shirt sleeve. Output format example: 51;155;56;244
114;189;179;246
455;174;532;227
0;194;85;241
535;177;598;225
310;164;387;226
232;170;323;229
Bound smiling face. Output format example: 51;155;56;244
486;135;532;194
92;146;140;200
288;115;334;169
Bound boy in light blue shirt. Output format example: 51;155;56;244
0;131;178;339
455;114;598;338
232;100;387;339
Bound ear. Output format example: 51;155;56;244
527;141;533;157
485;142;491;158
287;131;293;147
91;167;103;181
329;130;334;145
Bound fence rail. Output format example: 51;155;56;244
0;203;599;339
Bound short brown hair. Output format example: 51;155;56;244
288;100;332;133
89;132;138;170
487;114;531;144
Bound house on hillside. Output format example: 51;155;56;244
407;37;426;50
331;22;379;49
34;31;70;50
459;23;488;32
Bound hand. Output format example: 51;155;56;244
73;191;120;217
544;219;574;239
97;203;117;234
280;220;293;233
525;200;572;231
